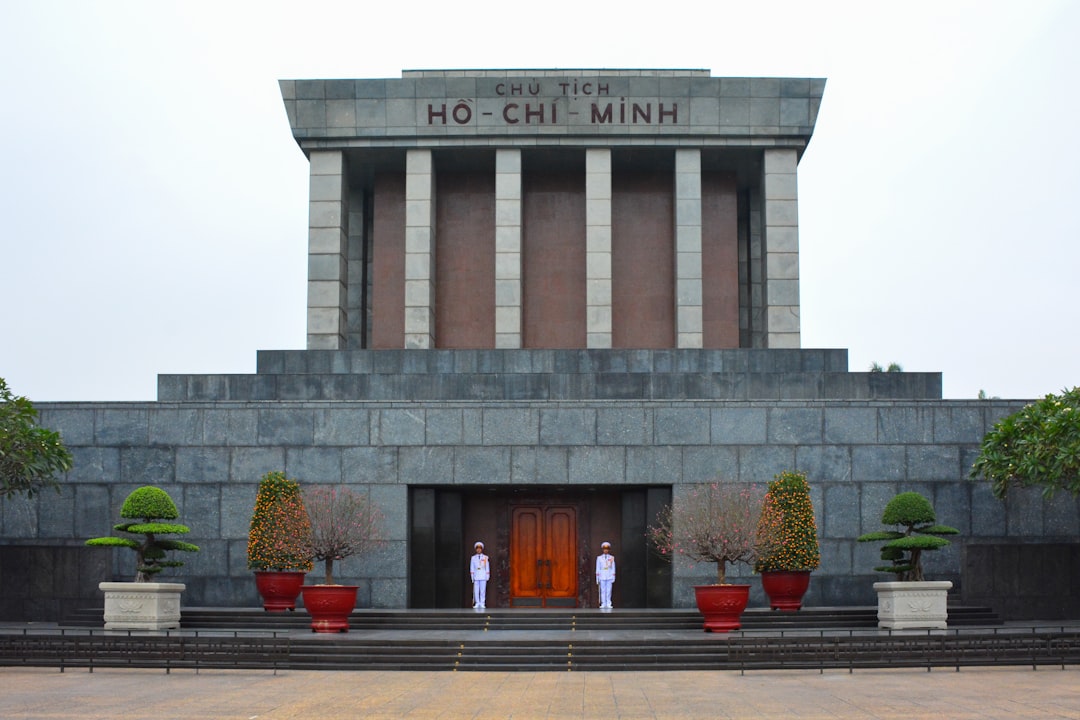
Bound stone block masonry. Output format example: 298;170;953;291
5;348;1076;616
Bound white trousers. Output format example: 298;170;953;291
472;579;487;607
598;579;613;607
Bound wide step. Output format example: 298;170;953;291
62;606;1000;632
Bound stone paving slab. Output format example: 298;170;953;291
1;666;1078;719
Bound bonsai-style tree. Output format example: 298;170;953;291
247;471;314;573
856;491;958;582
0;377;73;499
754;471;821;573
647;479;781;585
302;486;383;585
970;386;1080;499
85;486;200;582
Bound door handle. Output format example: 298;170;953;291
545;558;552;589
536;558;543;589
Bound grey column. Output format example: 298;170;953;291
306;150;348;350
763;148;801;348
494;149;522;348
586;148;612;348
405;149;436;349
675;149;703;348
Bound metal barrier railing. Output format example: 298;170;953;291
0;628;290;674
2;624;1078;673
724;625;1080;674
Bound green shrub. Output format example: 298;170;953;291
85;486;199;582
857;492;958;582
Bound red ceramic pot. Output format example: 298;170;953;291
300;585;359;633
693;584;750;632
760;570;812;611
253;571;306;612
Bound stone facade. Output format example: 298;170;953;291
2;348;1076;618
283;70;823;351
2;70;1077;620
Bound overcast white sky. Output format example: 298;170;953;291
1;0;1077;402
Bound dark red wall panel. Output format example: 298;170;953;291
702;172;740;348
612;171;674;348
523;169;587;348
435;170;496;348
371;172;405;349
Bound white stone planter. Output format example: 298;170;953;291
873;580;952;630
100;581;185;630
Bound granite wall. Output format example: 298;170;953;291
2;349;1076;620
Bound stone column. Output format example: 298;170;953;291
763;148;801;348
307;151;348;350
405;149;436;349
675;149;703;348
494;149;522;348
586;148;612;348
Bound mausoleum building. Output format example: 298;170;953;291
2;70;1076;621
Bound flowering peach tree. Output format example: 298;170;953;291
647;480;781;585
302;486;384;585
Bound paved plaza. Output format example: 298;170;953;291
1;665;1078;719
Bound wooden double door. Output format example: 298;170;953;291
509;505;578;607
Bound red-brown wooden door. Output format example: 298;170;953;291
510;505;578;607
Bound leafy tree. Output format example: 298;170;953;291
970;387;1080;498
0;377;73;499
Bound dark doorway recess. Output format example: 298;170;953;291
408;485;671;609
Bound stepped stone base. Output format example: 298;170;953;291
158;349;943;402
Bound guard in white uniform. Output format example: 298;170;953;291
595;541;616;609
469;541;490;609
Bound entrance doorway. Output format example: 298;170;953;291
408;485;672;609
510;505;578;607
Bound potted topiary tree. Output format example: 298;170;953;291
299;486;384;633
647;479;781;632
857;491;959;629
247;471;313;611
754;471;820;611
85;486;200;630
